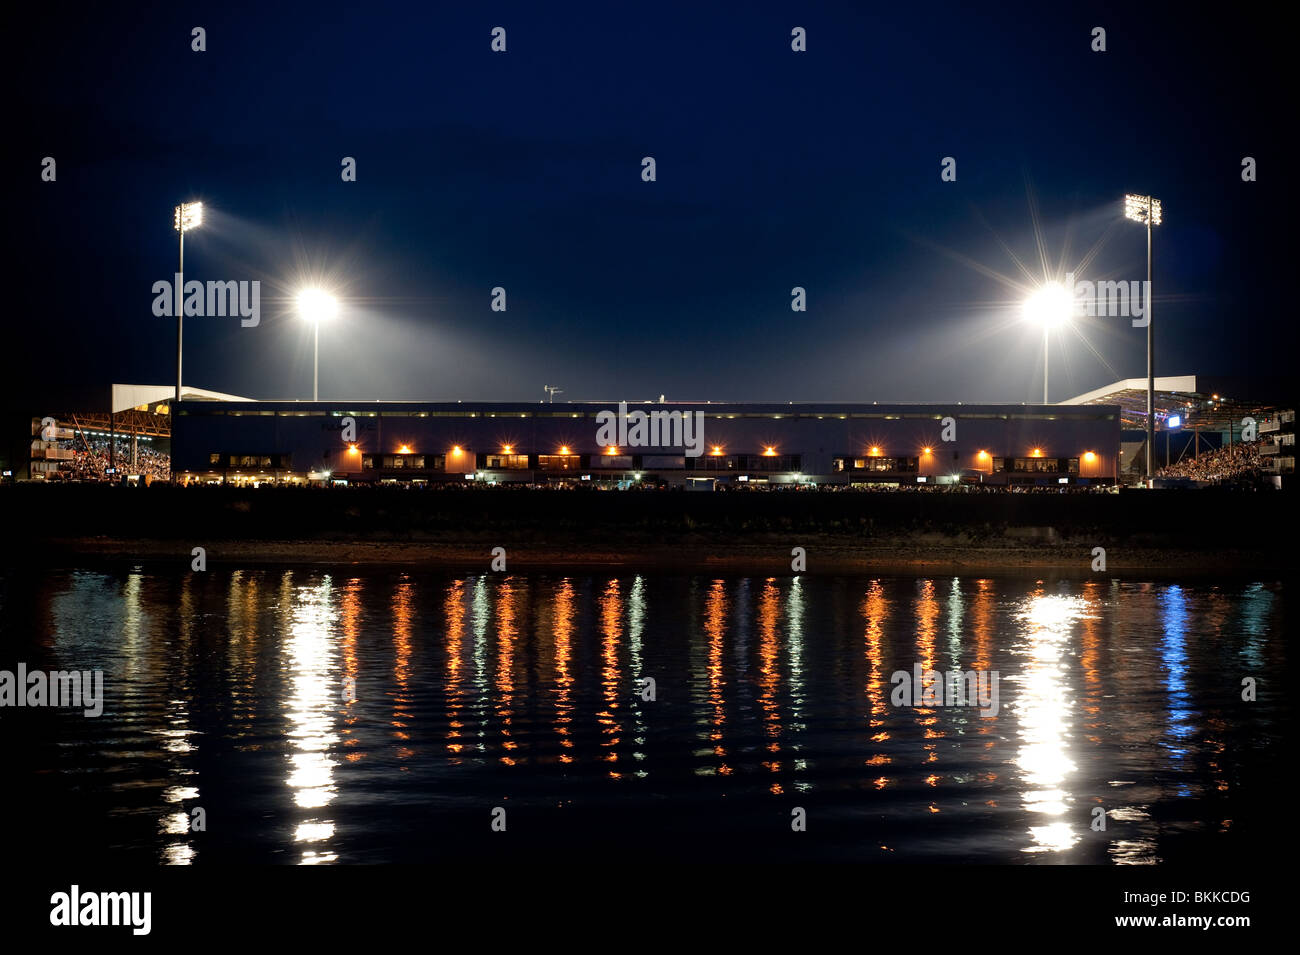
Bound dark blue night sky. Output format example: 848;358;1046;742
12;1;1290;409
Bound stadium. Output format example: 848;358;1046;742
9;376;1293;490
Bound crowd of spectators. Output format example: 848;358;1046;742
58;438;171;482
1156;439;1264;485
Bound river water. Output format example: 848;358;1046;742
0;569;1289;864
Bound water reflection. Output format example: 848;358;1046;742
597;579;623;775
551;578;576;763
1012;591;1090;854
697;579;730;776
284;576;340;864
14;570;1287;864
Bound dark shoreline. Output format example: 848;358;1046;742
18;536;1295;579
5;484;1295;577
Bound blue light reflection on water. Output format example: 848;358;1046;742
2;569;1288;865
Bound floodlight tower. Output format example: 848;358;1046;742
173;201;204;403
296;289;338;401
1124;193;1162;480
1022;281;1073;404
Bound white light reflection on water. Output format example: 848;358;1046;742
628;576;649;776
283;576;340;864
15;570;1285;864
785;577;810;787
1010;591;1092;854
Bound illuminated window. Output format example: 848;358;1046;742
367;454;429;469
1013;457;1061;473
538;454;580;470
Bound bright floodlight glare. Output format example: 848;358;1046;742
1125;194;1162;226
174;201;204;232
296;288;338;322
1022;281;1073;328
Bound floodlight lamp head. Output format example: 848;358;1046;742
296;288;338;323
1022;281;1073;328
174;201;204;233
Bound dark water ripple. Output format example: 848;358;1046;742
0;570;1290;864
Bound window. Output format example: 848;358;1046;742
641;455;686;469
538;454;581;470
362;454;432;470
845;456;917;472
735;454;800;472
382;454;425;469
225;454;276;468
692;455;737;470
486;454;529;469
1012;457;1061;473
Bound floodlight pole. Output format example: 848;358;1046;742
1043;327;1050;404
177;219;184;404
313;321;320;401
1145;201;1154;481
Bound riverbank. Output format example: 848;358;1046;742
22;534;1295;577
5;484;1295;576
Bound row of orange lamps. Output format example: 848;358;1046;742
348;444;1097;463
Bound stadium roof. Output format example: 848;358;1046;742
1059;376;1276;431
111;384;254;414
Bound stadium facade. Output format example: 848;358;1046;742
171;400;1122;487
